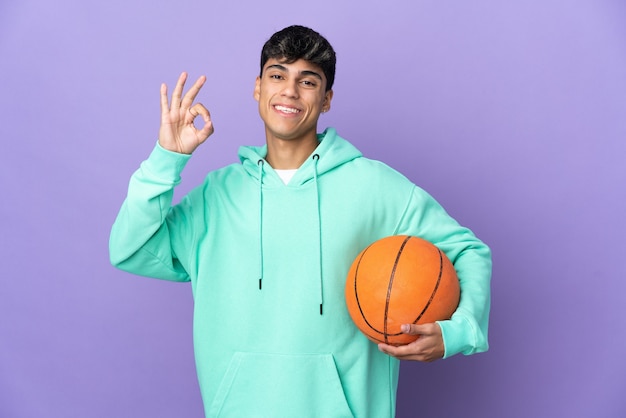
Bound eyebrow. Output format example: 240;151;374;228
266;64;323;81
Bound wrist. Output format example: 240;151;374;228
141;141;193;182
158;138;194;155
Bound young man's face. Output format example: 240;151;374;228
254;58;333;143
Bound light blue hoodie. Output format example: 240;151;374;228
110;127;491;417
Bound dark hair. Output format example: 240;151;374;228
260;25;336;91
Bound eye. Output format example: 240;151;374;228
301;80;317;88
269;74;283;80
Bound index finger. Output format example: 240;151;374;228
180;75;207;109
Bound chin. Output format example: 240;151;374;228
267;126;307;141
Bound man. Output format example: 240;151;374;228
110;25;491;417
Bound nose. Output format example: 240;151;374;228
281;79;299;99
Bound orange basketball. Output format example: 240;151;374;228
345;235;460;346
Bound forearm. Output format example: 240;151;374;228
438;243;491;358
109;143;192;281
398;186;492;358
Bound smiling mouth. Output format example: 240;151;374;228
274;105;301;114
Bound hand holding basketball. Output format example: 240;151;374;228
377;323;444;362
159;72;214;154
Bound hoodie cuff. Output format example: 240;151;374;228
141;142;192;183
438;315;477;359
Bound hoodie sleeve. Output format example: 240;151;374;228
396;186;492;359
109;143;194;282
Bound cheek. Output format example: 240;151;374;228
257;86;276;105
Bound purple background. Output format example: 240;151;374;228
2;0;625;417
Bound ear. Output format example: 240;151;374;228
253;76;261;102
322;89;334;112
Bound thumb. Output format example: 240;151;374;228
401;323;433;335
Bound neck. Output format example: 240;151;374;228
265;133;319;169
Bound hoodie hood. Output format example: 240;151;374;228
238;127;362;186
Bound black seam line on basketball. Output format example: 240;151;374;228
383;236;412;345
383;247;445;337
353;246;368;326
354;242;386;336
408;247;444;326
367;334;387;344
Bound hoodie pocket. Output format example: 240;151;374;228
207;352;355;418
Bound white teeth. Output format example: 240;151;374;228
275;105;300;114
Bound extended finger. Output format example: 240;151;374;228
181;75;207;109
160;83;169;115
171;71;188;110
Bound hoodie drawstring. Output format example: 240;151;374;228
257;159;265;290
256;154;324;316
312;154;323;315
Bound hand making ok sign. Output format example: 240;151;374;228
158;72;214;154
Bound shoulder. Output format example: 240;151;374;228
198;163;250;189
345;155;414;186
181;163;249;201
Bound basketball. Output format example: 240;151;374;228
345;235;460;346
